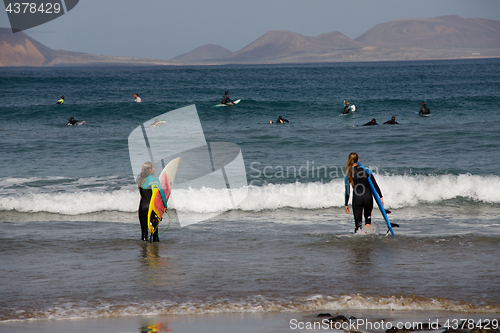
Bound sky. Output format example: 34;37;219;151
1;0;500;59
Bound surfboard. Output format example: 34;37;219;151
150;121;166;127
213;99;241;107
340;105;355;115
147;157;180;236
357;163;394;236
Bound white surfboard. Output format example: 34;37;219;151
213;99;241;107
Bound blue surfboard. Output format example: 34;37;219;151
346;163;394;236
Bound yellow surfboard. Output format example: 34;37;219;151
147;157;180;235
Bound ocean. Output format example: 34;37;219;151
0;59;499;330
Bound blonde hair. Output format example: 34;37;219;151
137;162;154;187
345;152;358;187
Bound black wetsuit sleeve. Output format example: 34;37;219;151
284;119;289;123
369;174;383;198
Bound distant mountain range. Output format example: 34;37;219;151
1;15;499;67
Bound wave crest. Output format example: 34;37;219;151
1;174;499;215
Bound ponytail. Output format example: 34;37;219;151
345;152;358;187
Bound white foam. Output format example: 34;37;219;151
1;174;499;215
0;190;139;215
2;294;498;322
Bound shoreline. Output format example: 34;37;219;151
1;310;499;333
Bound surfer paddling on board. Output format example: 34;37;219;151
56;95;65;104
344;152;385;234
363;118;378;126
383;116;398;125
67;116;85;126
137;162;168;242
149;119;160;127
270;115;290;124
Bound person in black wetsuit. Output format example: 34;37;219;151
344;152;385;233
221;91;233;105
383;116;398;125
276;115;289;123
363;118;378;126
419;102;430;115
270;116;290;124
343;100;352;114
67;116;84;126
137;162;168;242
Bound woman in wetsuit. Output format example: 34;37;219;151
137;162;168;242
344;152;385;233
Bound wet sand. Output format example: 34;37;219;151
1;310;498;333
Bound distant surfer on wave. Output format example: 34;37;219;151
221;91;234;105
56;95;65;104
270;115;290;124
67;116;84;126
419;102;430;115
137;162;168;242
344;152;385;233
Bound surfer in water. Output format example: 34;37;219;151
137;162;168;242
56;95;65;104
271;115;289;124
419;102;430;115
343;100;354;114
221;91;234;105
134;93;142;103
383;116;398;125
149;119;161;127
344;152;385;233
363;118;378;126
67;117;84;126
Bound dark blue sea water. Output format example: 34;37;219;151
0;59;500;323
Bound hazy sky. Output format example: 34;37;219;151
1;0;499;59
